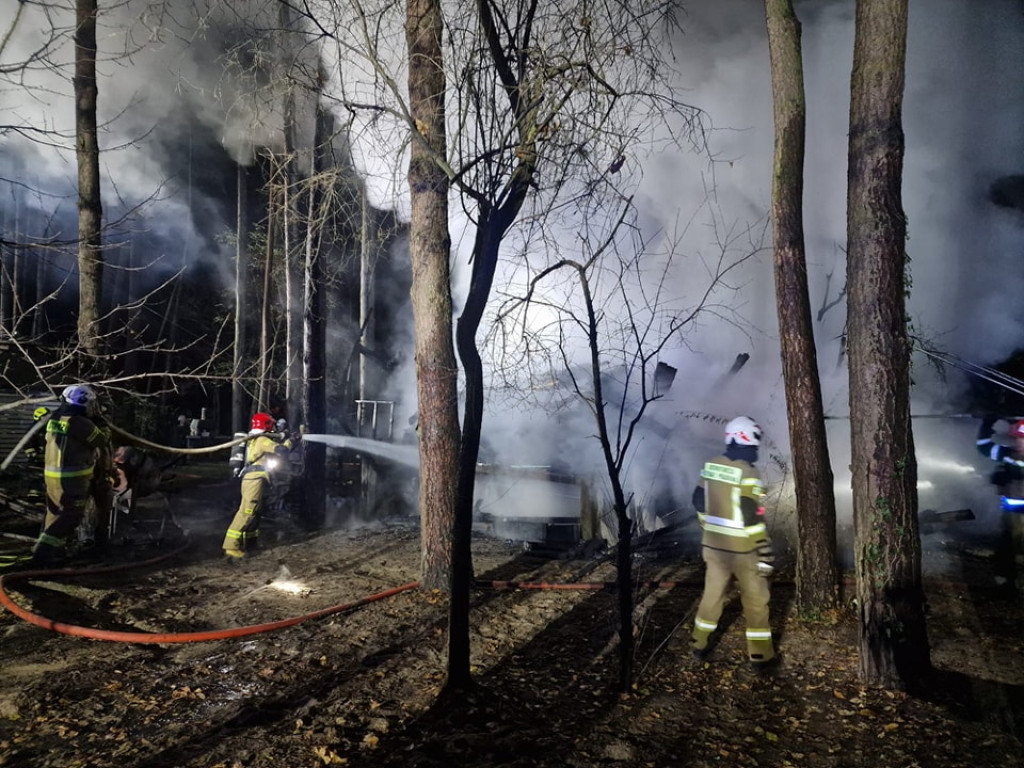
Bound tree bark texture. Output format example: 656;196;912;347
279;0;304;431
74;0;102;362
846;0;930;689
406;0;459;593
233;164;250;432
765;0;839;614
578;267;636;691
301;99;331;532
258;182;275;410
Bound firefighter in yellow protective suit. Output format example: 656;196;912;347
690;415;777;671
31;385;113;567
222;412;293;560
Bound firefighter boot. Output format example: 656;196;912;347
691;618;716;662
30;540;66;568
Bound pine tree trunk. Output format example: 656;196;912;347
765;0;839;614
258;181;274;409
846;0;930;689
233;164;251;432
0;200;13;334
280;0;303;431
302;99;330;531
406;0;459;592
75;0;103;363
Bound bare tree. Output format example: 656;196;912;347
496;197;759;690
1;0;246;403
764;0;839;614
431;0;710;692
846;0;930;688
261;0;709;692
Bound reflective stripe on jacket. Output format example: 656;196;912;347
44;414;107;481
697;455;766;554
241;434;291;481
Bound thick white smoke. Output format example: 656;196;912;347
3;0;1023;552
473;0;1024;552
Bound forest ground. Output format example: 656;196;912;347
0;465;1022;768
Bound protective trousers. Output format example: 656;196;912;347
691;546;774;662
35;476;91;564
222;475;265;553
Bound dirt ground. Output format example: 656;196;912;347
1;468;1023;768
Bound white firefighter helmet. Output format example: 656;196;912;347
61;384;97;408
725;415;762;446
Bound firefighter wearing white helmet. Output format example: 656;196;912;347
690;415;777;671
31;385;113;566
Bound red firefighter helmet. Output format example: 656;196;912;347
1010;419;1024;440
250;412;274;433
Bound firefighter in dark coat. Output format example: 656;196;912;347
222;412;293;560
976;415;1024;597
31;385;113;566
690;416;776;670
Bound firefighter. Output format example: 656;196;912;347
690;415;776;671
222;412;293;560
31;385;113;566
975;415;1024;597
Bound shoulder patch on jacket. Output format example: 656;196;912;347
701;462;743;484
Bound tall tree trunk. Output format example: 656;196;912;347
284;168;303;428
302;99;330;532
280;0;303;431
405;0;459;594
576;266;635;691
442;0;539;690
124;240;141;379
74;0;102;364
847;0;930;688
765;0;839;614
0;195;14;335
258;178;274;410
32;220;47;339
233;163;251;432
359;187;375;401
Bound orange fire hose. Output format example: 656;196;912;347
0;542;419;643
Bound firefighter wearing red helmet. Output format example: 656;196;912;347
221;412;293;560
690;416;777;672
976;415;1024;597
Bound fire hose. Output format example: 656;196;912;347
107;423;258;457
0;540;419;643
0;420;261;474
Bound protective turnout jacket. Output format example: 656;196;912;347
692;451;773;562
977;417;1024;503
240;433;292;483
222;431;294;554
44;410;108;484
